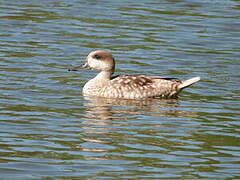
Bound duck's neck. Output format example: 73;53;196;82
94;70;113;81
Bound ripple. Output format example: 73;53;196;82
0;0;240;179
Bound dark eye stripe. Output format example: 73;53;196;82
94;54;102;59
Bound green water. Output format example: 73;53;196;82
0;0;240;179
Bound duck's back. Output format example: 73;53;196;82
99;75;182;99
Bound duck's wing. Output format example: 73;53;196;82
110;75;183;92
111;75;200;91
107;75;200;99
149;76;182;83
110;75;156;86
150;76;200;89
111;75;200;89
107;75;181;99
112;75;180;82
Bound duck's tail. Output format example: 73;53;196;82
178;77;201;90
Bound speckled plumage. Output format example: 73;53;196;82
69;50;200;99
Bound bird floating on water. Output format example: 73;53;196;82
69;50;200;99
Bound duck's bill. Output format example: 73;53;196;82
68;62;90;71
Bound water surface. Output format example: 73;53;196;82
0;0;240;179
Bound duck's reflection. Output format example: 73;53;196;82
83;96;194;121
79;96;198;158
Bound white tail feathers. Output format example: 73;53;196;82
178;77;201;90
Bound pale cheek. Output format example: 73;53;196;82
88;58;100;69
88;58;107;70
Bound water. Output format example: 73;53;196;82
0;0;240;179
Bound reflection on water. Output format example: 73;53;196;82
84;96;197;121
80;96;202;170
0;0;240;179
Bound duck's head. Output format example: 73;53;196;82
69;50;115;72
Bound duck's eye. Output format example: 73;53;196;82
94;54;102;59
